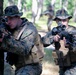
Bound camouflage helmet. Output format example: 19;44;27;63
4;5;23;17
47;4;52;10
53;8;72;21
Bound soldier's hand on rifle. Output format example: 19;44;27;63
63;37;69;48
54;34;60;42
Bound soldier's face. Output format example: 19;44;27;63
6;16;18;29
56;18;69;27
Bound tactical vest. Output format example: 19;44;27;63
24;34;44;64
7;22;44;68
52;40;76;67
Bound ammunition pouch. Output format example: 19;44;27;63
25;34;44;64
25;45;40;64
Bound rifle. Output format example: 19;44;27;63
55;29;75;49
51;23;66;50
51;22;76;50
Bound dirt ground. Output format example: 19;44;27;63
41;62;59;75
38;31;59;75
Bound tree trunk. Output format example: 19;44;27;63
32;0;38;24
35;0;43;21
51;0;56;9
73;7;76;22
8;0;15;6
63;0;68;10
17;0;22;11
0;0;3;16
73;1;76;22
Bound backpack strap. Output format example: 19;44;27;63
16;24;27;40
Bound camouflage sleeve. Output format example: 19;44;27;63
66;25;76;50
1;25;37;56
41;31;54;47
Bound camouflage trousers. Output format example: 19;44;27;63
59;63;76;75
15;63;42;75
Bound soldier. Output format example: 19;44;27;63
41;4;54;31
0;5;44;75
42;8;76;75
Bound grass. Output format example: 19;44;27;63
41;48;59;75
43;48;54;63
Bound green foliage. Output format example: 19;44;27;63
14;0;18;5
3;0;76;27
3;0;8;9
3;0;76;17
55;0;61;10
67;0;74;15
25;0;32;10
43;48;54;64
44;0;51;6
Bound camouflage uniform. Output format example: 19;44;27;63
41;4;54;31
42;9;76;75
1;5;44;75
